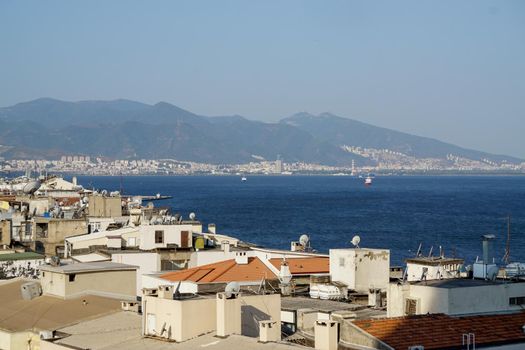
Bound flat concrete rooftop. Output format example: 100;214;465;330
282;296;386;319
0;279;122;332
39;261;138;274
50;311;308;350
411;278;525;288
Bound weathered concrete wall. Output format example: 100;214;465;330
330;248;390;293
42;269;136;300
240;294;281;337
0;258;44;279
143;296;216;342
88;195;122;218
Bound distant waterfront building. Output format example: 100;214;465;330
275;159;283;174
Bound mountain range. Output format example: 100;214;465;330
0;98;521;165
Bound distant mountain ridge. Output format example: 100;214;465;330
0;98;521;165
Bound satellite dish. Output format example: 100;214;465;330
189;212;196;221
351;235;361;248
224;281;240;299
101;190;108;196
22;180;41;194
299;234;310;247
50;256;61;267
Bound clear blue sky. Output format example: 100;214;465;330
1;0;524;158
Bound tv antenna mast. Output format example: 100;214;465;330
503;215;511;264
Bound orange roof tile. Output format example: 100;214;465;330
160;257;277;283
269;257;329;275
353;312;525;350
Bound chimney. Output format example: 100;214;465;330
235;251;248;265
72;176;77;186
259;320;280;343
216;292;241;337
482;234;495;263
158;285;174;299
222;241;230;254
314;320;339;350
208;223;216;234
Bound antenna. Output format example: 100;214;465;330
428;246;433;258
415;242;422;257
503;215;511;264
351;235;361;248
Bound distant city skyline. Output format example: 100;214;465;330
1;1;524;158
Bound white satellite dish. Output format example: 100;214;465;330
299;234;310;247
22;180;41;194
189;212;196;221
351;235;361;248
224;281;240;299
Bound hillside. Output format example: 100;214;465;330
0;99;520;165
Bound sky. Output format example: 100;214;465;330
1;0;524;158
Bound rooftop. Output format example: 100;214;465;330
71;252;111;263
282;296;386;319
406;256;464;266
0;279;122;332
352;312;525;350
0;251;44;261
66;226;139;242
52;311;142;349
39;261;138;274
160;257;276;283
410;277;522;288
269;257;329;275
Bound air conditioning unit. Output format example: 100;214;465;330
408;345;424;350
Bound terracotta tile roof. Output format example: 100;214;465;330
160;257;277;283
269;257;329;275
353;312;525;350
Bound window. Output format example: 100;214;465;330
69;274;76;282
155;230;164;244
339;257;345;267
510;297;525;306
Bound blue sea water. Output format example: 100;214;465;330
76;175;525;266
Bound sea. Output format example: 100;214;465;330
75;175;525;267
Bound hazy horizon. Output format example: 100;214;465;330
1;1;524;158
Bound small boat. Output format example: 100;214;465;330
364;175;373;186
241;176;247;182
